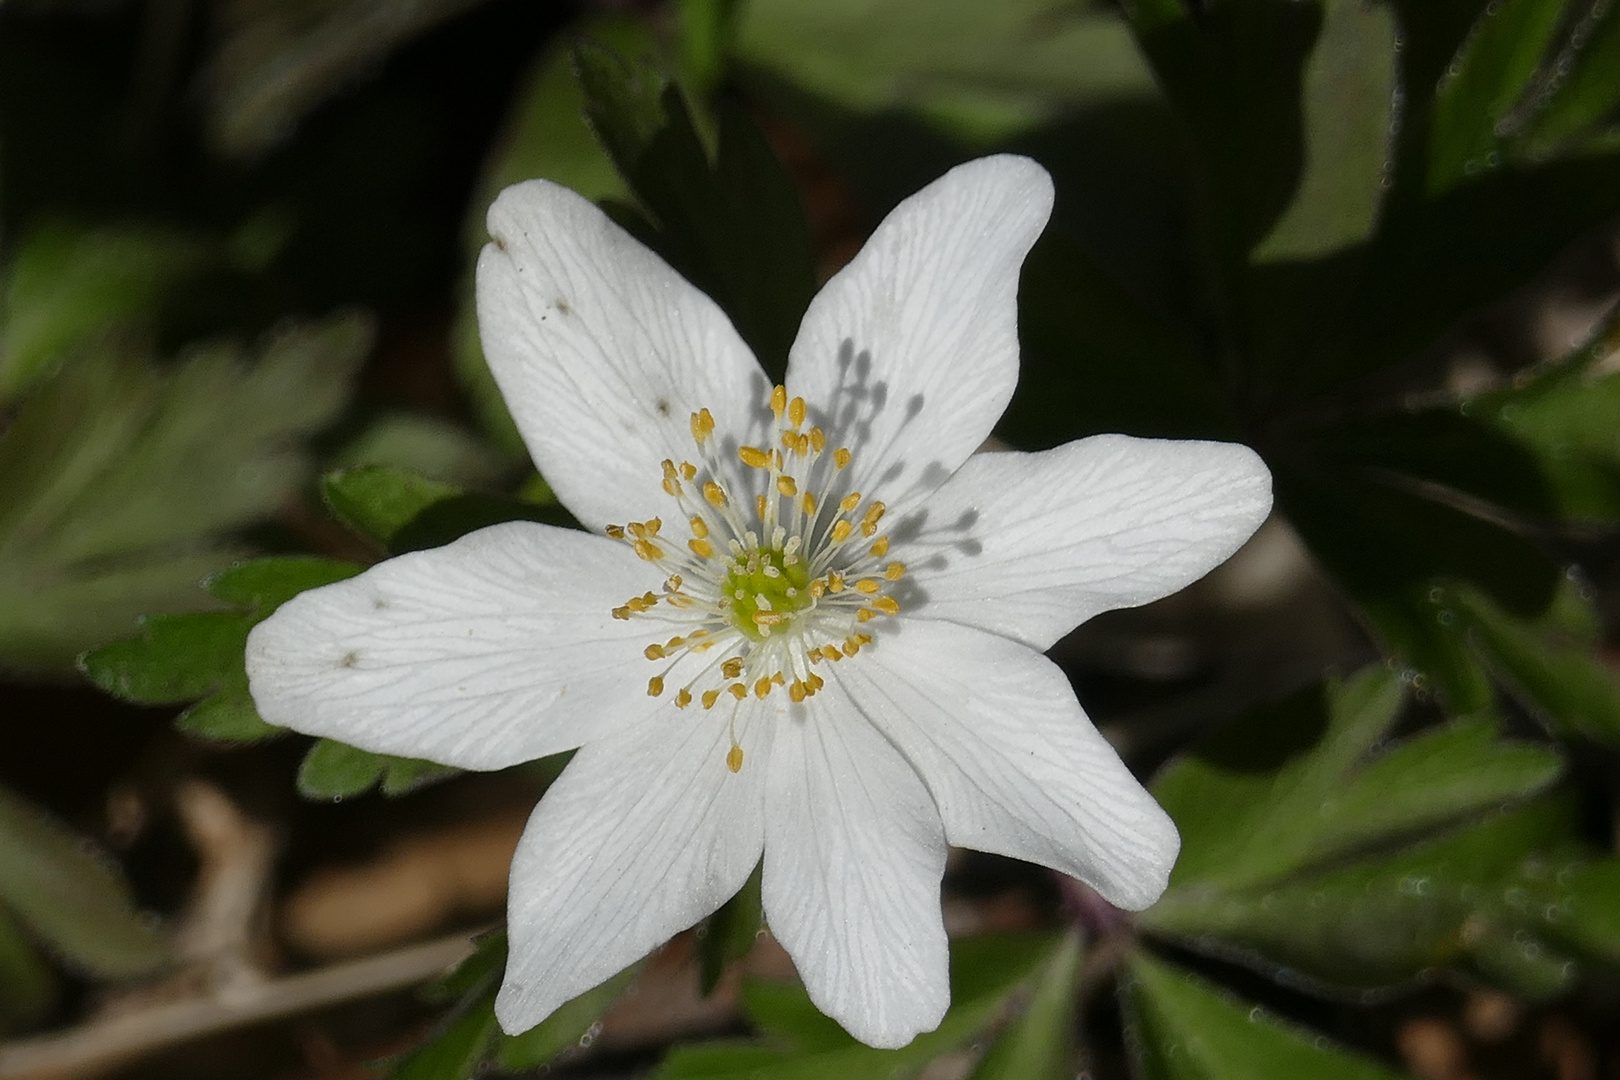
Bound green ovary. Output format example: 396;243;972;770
724;548;814;641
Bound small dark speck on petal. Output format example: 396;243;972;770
555;298;572;315
656;397;671;416
373;597;388;609
492;235;508;251
341;652;359;668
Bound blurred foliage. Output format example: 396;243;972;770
0;783;170;1032
1;0;1619;1074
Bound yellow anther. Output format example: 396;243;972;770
834;448;852;470
612;606;630;620
757;494;769;520
729;683;748;701
770;449;783;470
704;481;727;507
606;524;626;539
739;445;771;469
854;633;872;646
795;434;811;456
884;562;906;580
675;688;692;708
666;636;686;650
863;503;885;527
807;672;824;692
727;744;745;773
777;476;798;497
789;680;807;703
702;689;721;709
827;571;846;593
688;537;713;559
628;521;646;538
781;431;798;451
822;645;844;661
647;676;665;697
842;637;861;656
681;461;697;480
691;408;716;444
788;397;806;429
772;672;785;685
754;677;772;699
690;516;709;539
633;540;663;562
831;520;853;543
854;578;881;594
840;492;862;513
644;644;666;660
662;459;679;480
873;596;901;615
665;574;684;592
722;658;744;679
753;611;787;626
662;477;679;496
808;580;826;599
647;517;663;536
869;536;890;557
801;493;817;516
809;427;826;452
770;384;787;418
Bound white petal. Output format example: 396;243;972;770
762;690;949;1048
245;522;659;770
849;619;1178;910
785;155;1053;512
903;435;1272;651
477;180;771;531
496;711;770;1033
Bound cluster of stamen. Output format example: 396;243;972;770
605;386;905;772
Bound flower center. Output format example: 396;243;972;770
604;385;905;771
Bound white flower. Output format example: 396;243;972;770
245;155;1271;1048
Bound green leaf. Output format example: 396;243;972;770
296;738;458;801
1253;0;1397;262
1125;951;1410;1080
1472;308;1620;521
331;412;512;490
574;42;816;379
322;464;575;554
969;930;1083;1080
0;903;55;1032
1451;584;1620;745
0;784;171;979
81;556;362;745
0;314;368;672
0;222;211;402
1525;858;1620;965
1518;0;1620;151
1423;0;1566;194
1153;668;1405;891
655;934;1055;1079
496;962;641;1070
733;0;1158;142
699;863;763;995
1143;797;1580;992
1306;715;1562;860
390;988;501;1080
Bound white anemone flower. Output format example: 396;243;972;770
246;154;1271;1048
